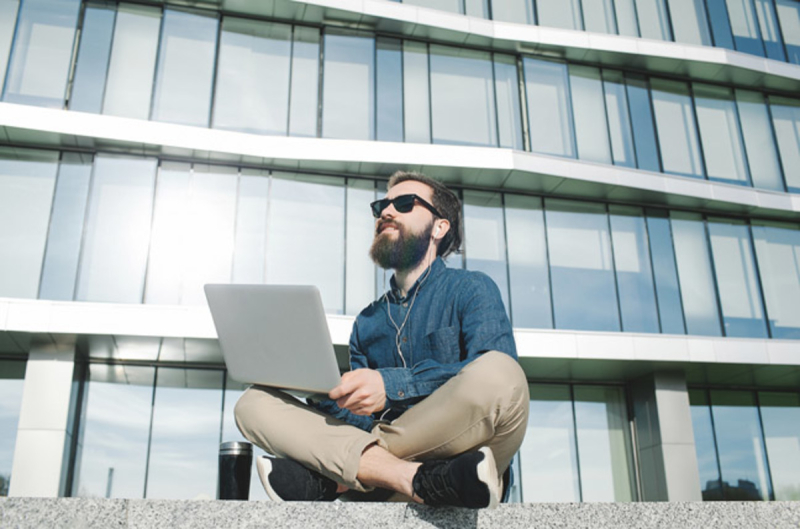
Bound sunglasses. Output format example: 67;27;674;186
370;194;443;219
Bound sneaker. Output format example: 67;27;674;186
411;446;501;509
255;455;339;502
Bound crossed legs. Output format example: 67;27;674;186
234;351;529;495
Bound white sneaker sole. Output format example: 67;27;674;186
475;447;501;509
255;455;284;502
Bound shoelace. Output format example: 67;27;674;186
414;460;460;506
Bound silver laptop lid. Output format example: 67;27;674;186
204;284;341;396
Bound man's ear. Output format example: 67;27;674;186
433;219;450;240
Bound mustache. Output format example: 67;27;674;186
376;220;401;234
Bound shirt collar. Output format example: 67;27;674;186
388;257;446;302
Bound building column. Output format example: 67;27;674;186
631;371;702;501
8;344;77;497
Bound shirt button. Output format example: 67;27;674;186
398;390;405;398
402;336;407;343
402;302;408;308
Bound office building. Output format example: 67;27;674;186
0;0;799;503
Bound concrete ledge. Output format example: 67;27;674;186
2;498;800;528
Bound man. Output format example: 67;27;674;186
235;171;529;508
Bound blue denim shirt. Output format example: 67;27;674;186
312;257;517;431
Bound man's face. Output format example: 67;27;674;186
369;180;436;271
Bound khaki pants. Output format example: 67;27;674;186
235;351;529;492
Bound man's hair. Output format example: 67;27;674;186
387;171;462;258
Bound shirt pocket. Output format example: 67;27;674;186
423;326;461;364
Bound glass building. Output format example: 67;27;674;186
0;0;799;503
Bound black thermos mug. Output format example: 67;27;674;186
218;441;253;500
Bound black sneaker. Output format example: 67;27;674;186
255;455;339;502
412;447;501;509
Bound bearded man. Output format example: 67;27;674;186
234;171;529;509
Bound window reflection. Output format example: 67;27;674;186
146;367;223;500
689;389;723;500
520;384;634;502
0;147;59;299
751;221;800;338
151;9;218;127
2;0;80;107
74;365;154;498
650;79;704;178
463;191;510;314
69;4;115;114
759;392;800;500
546;199;620;332
693;84;750;186
0;360;26;497
770;96;800;193
267;174;345;314
0;0;20;87
524;58;575;158
322;32;375;141
570;65;612;164
76;155;157;304
430;45;498;147
707;219;768;338
102;3;160;119
213;18;292;135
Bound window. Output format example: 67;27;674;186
494;54;524;150
463;191;510;313
151;10;217;127
650;79;704;178
520;384;634;502
69;4;115;113
603;70;637;168
706;0;736;49
322;32;375;140
667;0;712;44
570;65;611;164
2;0;80;107
76;155;157;303
346;180;377;315
233;170;270;285
0;360;26;497
524;58;575;158
671;212;721;336
735;90;785;192
0;147;59;299
776;0;800;64
288;27;321;137
403;40;431;143
582;0;617;33
376;37;404;143
707;218;768;338
39;152;92;301
609;206;660;333
505;194;552;329
751;221;800;338
545;199;620;332
536;0;583;30
645;210;686;334
102;4;161;119
693;84;750;186
430;45;498;146
213;18;292;135
0;0;20;90
491;0;536;24
634;0;672;40
626;75;661;172
726;0;766;55
770;96;800;192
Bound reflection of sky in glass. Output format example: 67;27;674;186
75;366;153;498
146;368;223;500
0;368;25;495
758;392;800;500
574;386;633;502
710;390;770;500
520;385;580;502
688;390;723;499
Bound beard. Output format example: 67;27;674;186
369;219;434;271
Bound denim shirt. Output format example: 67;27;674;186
312;257;517;431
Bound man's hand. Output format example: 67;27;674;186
329;368;386;416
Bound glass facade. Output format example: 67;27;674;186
1;146;798;339
389;0;800;66
0;359;26;497
519;383;635;502
0;5;798;193
691;389;800;501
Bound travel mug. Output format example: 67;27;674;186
218;441;253;500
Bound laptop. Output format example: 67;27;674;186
204;284;342;398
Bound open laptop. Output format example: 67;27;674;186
204;284;342;398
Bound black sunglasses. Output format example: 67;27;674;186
370;194;443;219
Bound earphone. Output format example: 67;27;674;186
434;225;441;237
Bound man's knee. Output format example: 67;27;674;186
454;351;528;409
